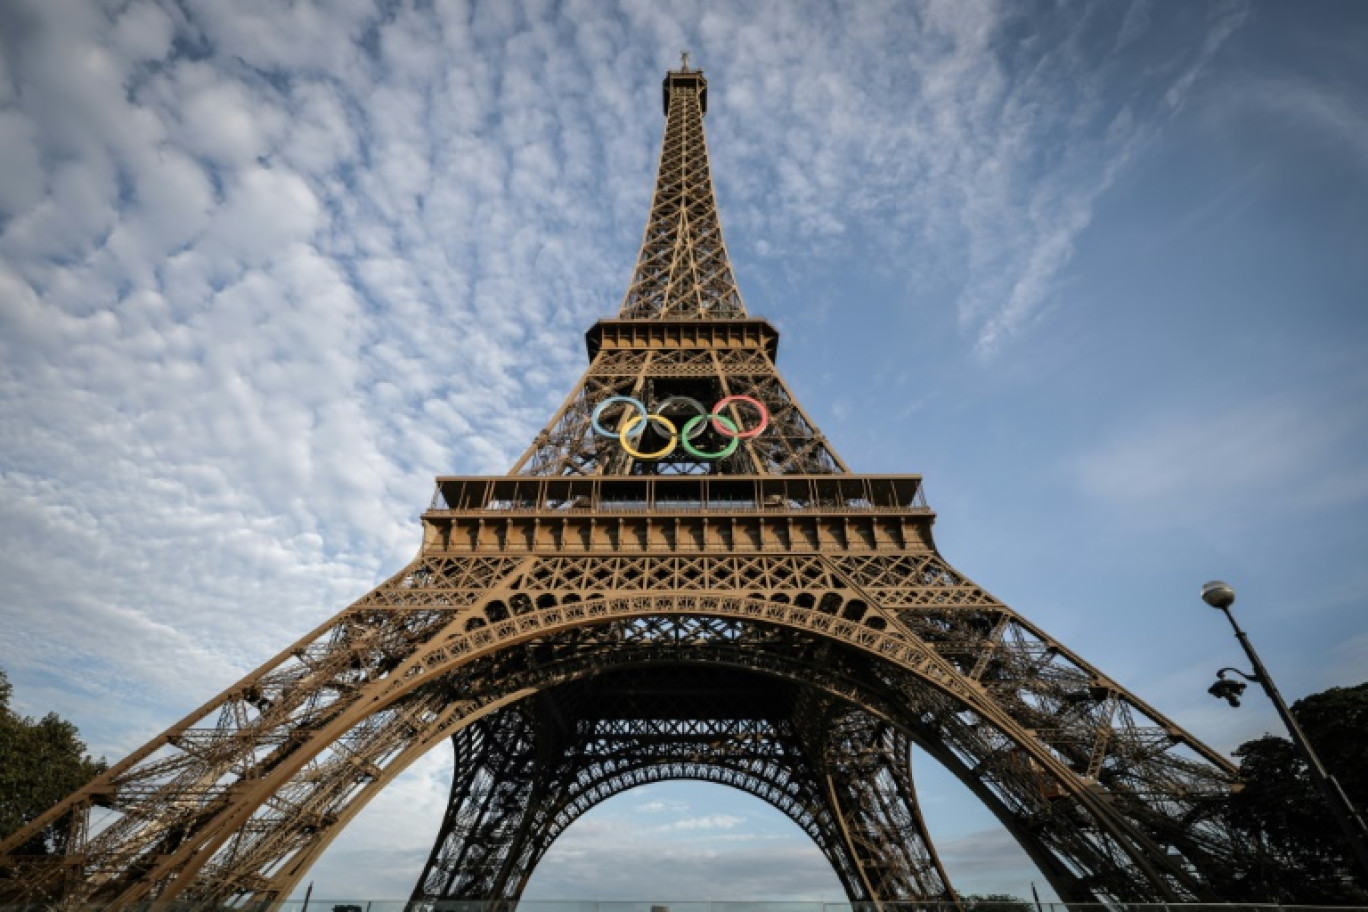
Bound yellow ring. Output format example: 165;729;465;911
620;414;678;459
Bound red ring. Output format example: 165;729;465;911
711;395;769;439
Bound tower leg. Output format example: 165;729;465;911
811;706;957;901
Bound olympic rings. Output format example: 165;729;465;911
591;395;769;461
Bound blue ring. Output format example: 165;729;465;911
592;396;648;439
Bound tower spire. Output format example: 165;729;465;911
619;61;745;319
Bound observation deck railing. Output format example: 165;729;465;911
429;475;931;517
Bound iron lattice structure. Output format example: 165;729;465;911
1;65;1268;908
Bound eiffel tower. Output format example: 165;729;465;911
2;61;1265;908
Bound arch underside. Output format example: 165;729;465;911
410;666;951;907
0;551;1258;908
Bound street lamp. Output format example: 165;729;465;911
1201;580;1368;880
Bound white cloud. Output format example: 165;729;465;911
117;147;215;257
208;167;322;264
668;814;746;831
0;109;44;215
109;1;176;63
636;799;691;814
175;74;285;168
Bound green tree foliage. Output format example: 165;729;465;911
1289;681;1368;810
1225;681;1368;902
0;669;107;855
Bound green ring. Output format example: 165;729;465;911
680;414;740;460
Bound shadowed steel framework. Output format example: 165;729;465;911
0;63;1275;908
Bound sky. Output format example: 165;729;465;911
1;0;1366;903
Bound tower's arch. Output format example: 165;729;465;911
408;663;943;905
3;585;1249;906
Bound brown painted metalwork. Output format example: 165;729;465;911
1;63;1271;907
619;66;742;320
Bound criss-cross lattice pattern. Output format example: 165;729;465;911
619;68;744;319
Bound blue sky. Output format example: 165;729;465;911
1;0;1366;902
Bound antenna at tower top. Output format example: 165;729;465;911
680;49;690;71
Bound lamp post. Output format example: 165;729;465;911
1201;580;1368;880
